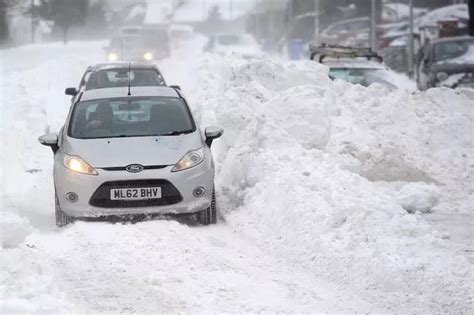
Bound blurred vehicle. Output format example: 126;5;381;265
382;3;428;24
319;17;370;47
205;33;262;58
310;44;404;89
65;63;166;103
168;24;194;48
39;86;224;227
105;26;170;63
417;36;474;90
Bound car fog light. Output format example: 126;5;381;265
193;187;206;197
66;192;78;203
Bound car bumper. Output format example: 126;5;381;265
54;162;214;218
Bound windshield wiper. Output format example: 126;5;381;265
160;130;194;136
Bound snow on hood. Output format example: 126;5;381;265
63;133;202;167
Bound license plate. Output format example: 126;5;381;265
110;187;162;200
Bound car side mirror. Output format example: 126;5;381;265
65;87;78;96
205;126;223;147
170;85;181;90
38;133;59;154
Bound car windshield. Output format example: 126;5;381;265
69;97;195;139
434;39;474;63
110;36;153;50
85;69;165;90
329;68;396;88
217;34;255;46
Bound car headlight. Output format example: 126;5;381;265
64;155;98;175
172;148;204;172
108;52;118;61
143;52;153;61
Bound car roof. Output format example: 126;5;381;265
430;36;474;45
80;87;179;101
86;62;159;71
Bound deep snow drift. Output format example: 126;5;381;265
1;41;473;313
185;55;473;313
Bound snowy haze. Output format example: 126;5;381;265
1;1;474;314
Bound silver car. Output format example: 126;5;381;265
39;86;223;226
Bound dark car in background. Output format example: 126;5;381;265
65;63;167;103
417;36;474;90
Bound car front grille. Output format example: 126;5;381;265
89;179;182;208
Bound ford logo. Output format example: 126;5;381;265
125;164;144;173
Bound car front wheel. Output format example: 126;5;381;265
196;188;217;225
55;191;75;227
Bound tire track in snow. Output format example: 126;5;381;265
29;220;377;313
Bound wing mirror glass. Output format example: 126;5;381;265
65;87;78;96
204;126;223;147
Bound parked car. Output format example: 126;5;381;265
65;63;167;104
205;33;262;58
310;44;405;89
319;17;371;47
39;86;223;226
417;36;474;90
105;28;170;63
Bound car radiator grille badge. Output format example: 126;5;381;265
125;164;144;173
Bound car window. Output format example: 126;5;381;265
329;68;395;88
217;34;242;45
69;97;195;139
110;36;152;50
85;69;165;90
434;40;474;63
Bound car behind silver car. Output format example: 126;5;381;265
39;86;223;226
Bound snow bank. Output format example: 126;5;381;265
396;182;441;213
0;245;71;313
0;200;33;248
190;55;473;313
1;42;105;312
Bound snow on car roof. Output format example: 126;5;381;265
80;86;179;101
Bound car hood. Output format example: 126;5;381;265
63;133;203;168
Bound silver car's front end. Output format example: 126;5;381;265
54;144;214;218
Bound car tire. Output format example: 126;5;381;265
196;188;217;225
55;191;74;227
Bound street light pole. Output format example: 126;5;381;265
31;0;35;43
370;0;376;50
314;0;319;45
408;0;415;77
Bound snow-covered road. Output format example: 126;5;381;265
1;40;473;313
